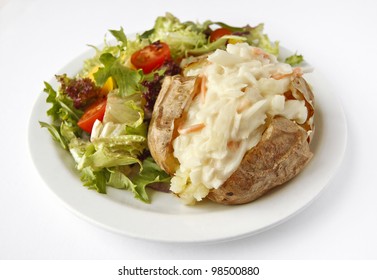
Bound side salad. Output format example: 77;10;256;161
40;13;303;203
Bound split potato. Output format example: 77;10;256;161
148;74;315;205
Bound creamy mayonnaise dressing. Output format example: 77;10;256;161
170;43;308;204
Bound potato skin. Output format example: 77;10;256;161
206;117;313;205
290;77;315;142
148;75;197;175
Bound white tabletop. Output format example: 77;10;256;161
1;0;376;259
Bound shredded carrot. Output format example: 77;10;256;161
271;72;291;80
200;74;207;103
192;74;207;103
178;123;205;135
253;48;270;59
272;67;303;80
227;140;240;150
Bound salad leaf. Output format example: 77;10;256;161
133;157;170;186
247;23;279;56
209;21;245;33
68;137;91;164
187;35;246;56
80;166;109;193
107;168;147;200
148;13;208;58
44;80;83;122
44;81;61;122
67;139;109;193
94;53;142;97
39;121;68;150
186;21;280;57
42;81;83;148
109;27;128;46
103;157;171;202
124;122;147;137
79;144;142;171
126;157;171;202
81;44;121;79
285;53;304;66
56;74;102;109
72;123;145;171
103;90;144;126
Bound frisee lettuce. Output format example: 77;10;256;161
131;157;171;201
285;53;304;66
80;166;109;193
41;81;83;150
109;27;128;46
145;15;280;57
147;13;208;59
41;77;169;202
39;121;68;150
107;157;170;202
245;23;280;56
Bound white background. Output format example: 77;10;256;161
1;0;376;260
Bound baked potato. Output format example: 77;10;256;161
148;43;315;205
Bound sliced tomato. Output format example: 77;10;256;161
131;41;171;74
209;27;232;42
77;99;107;133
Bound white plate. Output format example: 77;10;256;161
28;46;347;243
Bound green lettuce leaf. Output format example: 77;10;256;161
41;81;83;149
187;35;246;56
107;157;171;202
285;53;304;66
102;90;144;126
184;20;280;57
80;166;109;194
247;23;279;56
93;53;142;97
80;43;121;79
107;168;146;200
39;121;68;150
80;146;141;171
109;27;128;46
148;12;208;58
70;131;144;171
44;81;82;123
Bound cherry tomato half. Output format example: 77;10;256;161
209;27;232;42
131;41;171;74
77;99;107;133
